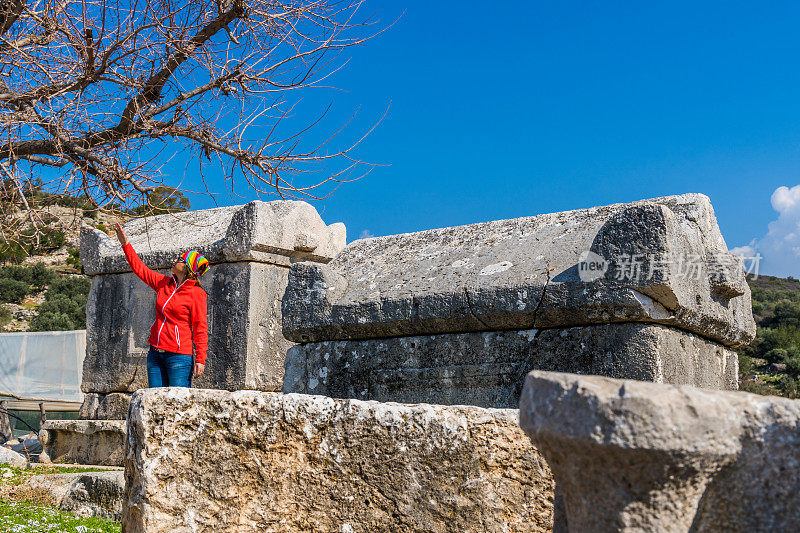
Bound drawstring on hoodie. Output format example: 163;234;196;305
155;275;187;348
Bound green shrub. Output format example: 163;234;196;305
779;375;800;398
36;292;82;316
30;309;78;331
769;300;800;328
0;227;67;263
737;275;800;398
49;193;93;210
29;275;90;331
0;278;30;303
49;276;90;300
786;357;800;378
30;262;55;289
126;186;191;216
759;326;800;353
0;265;33;284
66;248;81;270
0;241;27;264
738;353;755;376
0;262;55;293
739;379;781;396
38;227;67;251
764;348;789;364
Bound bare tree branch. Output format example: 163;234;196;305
0;0;387;246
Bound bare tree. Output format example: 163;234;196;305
0;0;383;250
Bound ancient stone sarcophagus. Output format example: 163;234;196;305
282;193;756;407
41;200;344;465
80;200;345;402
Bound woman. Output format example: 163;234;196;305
114;223;209;387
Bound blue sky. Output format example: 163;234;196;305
183;1;800;276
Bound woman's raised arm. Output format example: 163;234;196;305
115;223;167;291
114;223;128;246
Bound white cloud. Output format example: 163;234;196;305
359;229;374;239
771;185;800;213
729;244;756;258
734;185;800;277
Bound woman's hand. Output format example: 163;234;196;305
194;363;205;378
114;223;128;246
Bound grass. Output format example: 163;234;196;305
0;498;120;532
0;466;121;532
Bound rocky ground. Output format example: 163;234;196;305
3;293;46;332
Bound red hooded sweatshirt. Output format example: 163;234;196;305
123;243;209;365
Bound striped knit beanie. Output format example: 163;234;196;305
181;250;210;278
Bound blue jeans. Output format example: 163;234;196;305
147;346;193;388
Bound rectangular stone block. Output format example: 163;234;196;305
283;323;738;408
122;389;554;532
519;371;800;532
39;420;126;466
82;262;293;394
79;393;133;420
283;194;755;348
23;470;125;521
80;200;345;275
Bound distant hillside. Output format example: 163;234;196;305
737;274;800;398
0;185;189;331
0;210;108;332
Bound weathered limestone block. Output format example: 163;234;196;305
80;200;346;275
21;470;125;521
123;388;554;532
83;261;293;393
283;323;739;408
79;393;133;420
283;193;754;348
519;371;800;532
39;420;126;466
60;470;125;521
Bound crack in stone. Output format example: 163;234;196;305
510;264;552;402
463;286;492;330
530;264;552;329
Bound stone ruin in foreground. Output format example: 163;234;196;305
519;371;800;532
39;193;800;532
